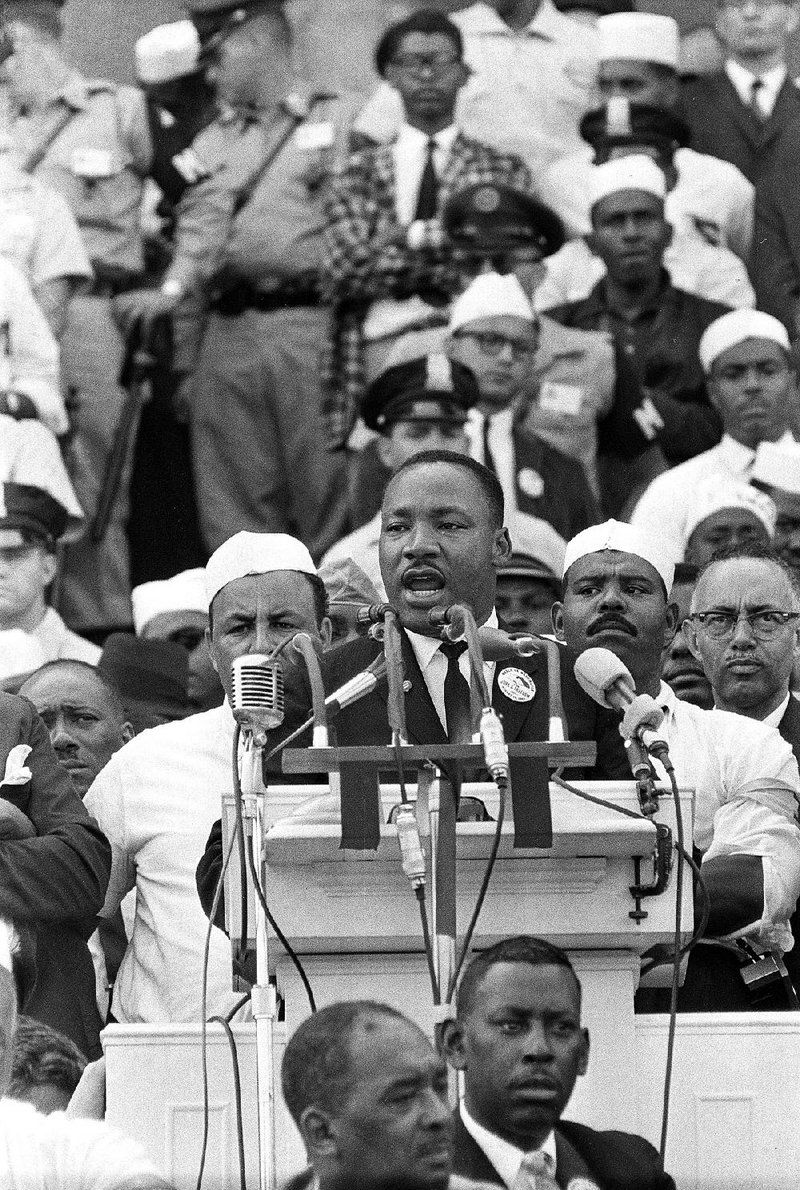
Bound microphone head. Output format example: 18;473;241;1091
573;647;635;709
231;654;285;733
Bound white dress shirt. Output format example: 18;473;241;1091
725;60;787;119
467;407;518;517
406;610;498;735
392;123;459;227
84;703;250;1024
652;681;800;951
30;607;101;666
460;1101;557;1186
762;694;792;730
630;433;799;560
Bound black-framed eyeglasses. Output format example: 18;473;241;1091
452;329;537;362
689;610;800;640
389;52;462;77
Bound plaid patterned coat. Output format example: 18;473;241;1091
320;133;531;447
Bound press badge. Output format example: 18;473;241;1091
71;148;117;179
294;121;335;151
538;381;583;417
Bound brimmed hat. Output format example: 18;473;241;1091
361;354;478;432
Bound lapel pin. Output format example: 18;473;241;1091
403;680;413;693
498;667;536;703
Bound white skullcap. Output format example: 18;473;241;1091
448;272;535;333
504;512;566;580
589;155;666;209
205;532;317;607
598;13;680;68
563;519;676;592
135;20;200;85
751;436;800;495
684;478;777;542
698;310;791;373
132;568;208;636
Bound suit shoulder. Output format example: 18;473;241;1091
0;692;34;732
559;1120;670;1181
321;636;381;684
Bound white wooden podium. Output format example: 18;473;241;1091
105;778;695;1189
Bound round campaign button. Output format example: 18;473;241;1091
498;667;536;703
518;467;545;499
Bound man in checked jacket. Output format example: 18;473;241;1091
320;8;531;451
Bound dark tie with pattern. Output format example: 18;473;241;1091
749;77;767;122
414;136;439;221
439;639;472;743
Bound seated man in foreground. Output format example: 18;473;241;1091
554;519;800;1007
442;935;674;1189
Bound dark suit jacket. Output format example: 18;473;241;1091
452;1108;675;1190
752;119;800;329
349;427;600;542
0;693;112;1058
681;71;800;186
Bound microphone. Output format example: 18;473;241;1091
573;647;673;772
325;655;387;717
355;603;395;627
477;625;539;661
231;654;284;747
292;633;329;747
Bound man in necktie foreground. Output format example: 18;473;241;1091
441;936;674;1189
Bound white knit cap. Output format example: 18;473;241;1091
205;532;317;607
589;155;666;209
597;13;680;68
684;479;777;542
751;436;800;495
563;519;676;592
448;272;535;333
135;20;201;85
698;310;791;374
132;568;208;636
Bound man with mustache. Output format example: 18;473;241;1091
631;308;800;561
282;999;495;1190
683;546;800;1002
441;935;674;1189
659;563;713;710
555;518;800;1009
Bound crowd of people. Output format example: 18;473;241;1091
1;0;800;1184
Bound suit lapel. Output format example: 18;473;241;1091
778;696;800;769
555;1128;601;1189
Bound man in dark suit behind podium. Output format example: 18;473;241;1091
441;936;675;1190
324;450;627;776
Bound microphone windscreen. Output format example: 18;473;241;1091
231;654;285;730
573;647;633;709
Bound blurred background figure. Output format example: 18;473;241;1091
495;518;565;637
131;568;220;712
752;437;800;581
682;478;776;566
318;556;384;648
97;635;191;732
660;561;715;709
8;1016;86;1115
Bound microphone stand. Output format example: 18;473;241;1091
239;730;277;1190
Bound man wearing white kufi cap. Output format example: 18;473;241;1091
132;568;222;712
446;273;600;542
84;532;332;1025
544;156;733;499
538;11;754;260
632;308;799;562
554;517;800;1008
683;477;776;567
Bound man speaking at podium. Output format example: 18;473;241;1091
322;450;627;771
553;519;800;1009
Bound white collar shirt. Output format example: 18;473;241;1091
725;60;787;118
392;123;459;227
406;610;498;734
763;693;792;730
450;1;598;175
651;681;800;950
459;1101;557;1186
467;407;518;517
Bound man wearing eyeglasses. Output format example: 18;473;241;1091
556;519;800;1010
683;546;800;1000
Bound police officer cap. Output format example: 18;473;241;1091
443;184;565;259
362;354;478;433
581;100;691;157
0;483;68;550
185;0;281;40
